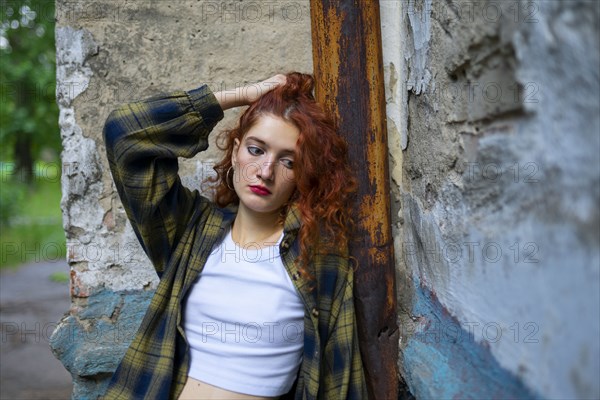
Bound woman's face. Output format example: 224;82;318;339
232;113;299;216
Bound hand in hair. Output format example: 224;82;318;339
214;74;287;111
247;74;287;103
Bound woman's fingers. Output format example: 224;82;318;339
215;74;288;109
245;74;287;103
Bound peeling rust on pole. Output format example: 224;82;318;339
309;1;399;399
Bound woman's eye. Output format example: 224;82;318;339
247;146;263;156
280;159;294;169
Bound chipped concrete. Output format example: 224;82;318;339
405;0;432;95
381;0;409;152
391;0;600;398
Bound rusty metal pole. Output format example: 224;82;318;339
309;1;399;399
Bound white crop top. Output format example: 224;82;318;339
183;228;305;397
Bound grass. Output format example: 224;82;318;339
1;161;66;269
49;271;70;283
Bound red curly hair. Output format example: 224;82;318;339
209;72;356;281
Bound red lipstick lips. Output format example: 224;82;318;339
249;185;271;195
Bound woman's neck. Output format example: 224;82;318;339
231;205;283;249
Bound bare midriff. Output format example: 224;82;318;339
179;376;280;400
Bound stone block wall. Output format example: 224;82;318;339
50;1;312;398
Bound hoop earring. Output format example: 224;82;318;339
226;166;235;191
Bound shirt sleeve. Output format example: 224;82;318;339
322;276;369;399
103;85;224;275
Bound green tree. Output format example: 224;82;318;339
0;0;59;183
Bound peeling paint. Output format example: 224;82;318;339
55;27;98;108
394;1;600;399
50;290;154;399
380;0;408;154
405;0;432;95
402;279;540;400
52;25;159;399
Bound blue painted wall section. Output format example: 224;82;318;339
50;289;154;399
401;278;541;400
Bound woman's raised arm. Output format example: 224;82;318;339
103;85;223;276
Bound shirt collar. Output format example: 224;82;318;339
283;203;302;233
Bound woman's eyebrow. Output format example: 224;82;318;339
245;135;295;155
245;135;266;145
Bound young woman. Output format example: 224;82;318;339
102;72;367;399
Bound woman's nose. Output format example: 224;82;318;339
258;159;275;181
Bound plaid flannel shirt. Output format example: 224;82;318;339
101;84;367;399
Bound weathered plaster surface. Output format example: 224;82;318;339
52;1;313;398
51;24;158;399
405;0;432;95
381;0;408;153
390;0;600;398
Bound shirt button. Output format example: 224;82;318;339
281;240;290;250
311;308;319;318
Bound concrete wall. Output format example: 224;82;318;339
381;0;600;399
50;1;313;398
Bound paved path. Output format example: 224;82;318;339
1;260;72;399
